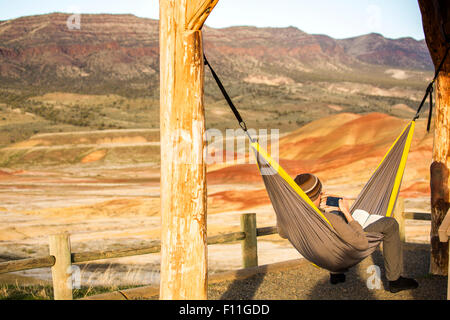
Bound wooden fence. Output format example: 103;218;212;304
0;198;432;300
0;213;278;300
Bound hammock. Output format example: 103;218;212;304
250;121;413;271
203;47;449;272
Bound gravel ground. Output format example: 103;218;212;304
207;243;447;300
83;242;446;300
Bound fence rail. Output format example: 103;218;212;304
0;256;55;274
0;200;433;300
0;231;252;275
404;211;431;220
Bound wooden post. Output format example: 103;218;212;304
418;0;450;275
240;213;258;268
49;233;73;300
419;0;450;275
393;197;405;242
159;0;218;300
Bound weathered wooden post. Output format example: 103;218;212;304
49;233;73;300
159;0;219;299
240;213;258;268
393;197;405;242
418;0;450;275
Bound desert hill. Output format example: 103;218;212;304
0;13;431;84
0;128;160;167
338;33;431;70
0;14;436;279
0;112;432;199
208;113;432;209
0;112;432;261
0;13;434;145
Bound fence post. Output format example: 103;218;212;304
49;233;73;300
394;197;405;242
240;213;258;268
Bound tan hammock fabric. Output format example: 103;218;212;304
252;121;415;272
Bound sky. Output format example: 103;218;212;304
0;0;425;40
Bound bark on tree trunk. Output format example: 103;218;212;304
418;0;450;275
430;75;450;275
159;0;218;299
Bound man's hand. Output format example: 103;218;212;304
338;198;354;223
320;193;341;212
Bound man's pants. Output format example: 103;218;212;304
363;217;403;281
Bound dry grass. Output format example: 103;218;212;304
0;265;149;300
0;282;136;300
0;282;53;300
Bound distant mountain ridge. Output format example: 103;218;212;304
0;13;433;89
338;33;431;70
0;13;434;145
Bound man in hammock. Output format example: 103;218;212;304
277;173;419;293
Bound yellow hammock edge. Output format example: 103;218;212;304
250;141;334;229
250;120;416;226
373;120;415;173
385;121;416;217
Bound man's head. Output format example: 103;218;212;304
294;173;322;206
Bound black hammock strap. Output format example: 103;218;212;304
414;45;450;131
203;54;248;133
428;85;433;132
204;54;256;143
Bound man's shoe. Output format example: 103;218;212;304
330;273;346;285
388;276;418;293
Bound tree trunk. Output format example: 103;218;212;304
418;0;450;275
430;74;450;275
159;0;218;299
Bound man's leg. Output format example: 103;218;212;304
364;217;418;293
364;217;403;281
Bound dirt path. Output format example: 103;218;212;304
206;243;446;300
85;243;445;300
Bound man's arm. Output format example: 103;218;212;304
338;199;354;223
320;198;369;251
325;212;369;251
